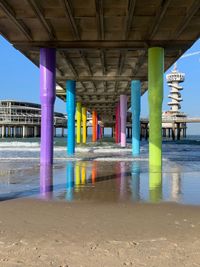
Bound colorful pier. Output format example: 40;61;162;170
0;1;199;170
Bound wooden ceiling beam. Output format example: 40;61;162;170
27;0;56;40
79;51;93;75
0;0;32;40
57;91;131;96
124;0;136;39
60;51;78;78
95;0;104;40
147;0;172;39
131;51;147;76
100;50;107;75
173;1;200;39
13;40;190;50
61;0;80;40
57;75;146;82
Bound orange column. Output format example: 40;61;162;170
92;111;97;142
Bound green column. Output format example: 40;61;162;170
148;47;164;172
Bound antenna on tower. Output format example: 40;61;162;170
173;62;177;71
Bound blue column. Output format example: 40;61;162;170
66;80;76;155
131;80;141;156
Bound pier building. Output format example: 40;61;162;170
0;1;199;169
0;100;66;138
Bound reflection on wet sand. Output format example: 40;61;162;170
37;160;198;205
91;161;97;184
66;162;74;201
130;162;140;201
149;171;162;203
40;164;53;200
171;167;181;202
119;162;127;200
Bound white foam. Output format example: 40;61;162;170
0;142;39;148
93;148;132;153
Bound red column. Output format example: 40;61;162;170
92;111;97;142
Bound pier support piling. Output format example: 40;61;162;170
40;48;56;165
92;111;97;142
148;47;164;171
1;125;5;138
120;95;127;147
115;105;119;143
76;102;82;144
66;80;76;155
82;107;87;144
131;80;141;156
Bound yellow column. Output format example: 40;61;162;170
76;102;82;143
82;107;87;144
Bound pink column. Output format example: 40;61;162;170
118;102;121;143
100;126;103;138
120;95;127;147
115;105;118;143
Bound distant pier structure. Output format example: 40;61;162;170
0;100;66;138
162;64;187;140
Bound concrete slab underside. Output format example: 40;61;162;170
0;0;199;121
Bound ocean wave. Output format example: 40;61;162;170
0;142;40;148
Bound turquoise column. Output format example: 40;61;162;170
131;80;141;156
148;47;164;172
66;80;76;155
66;162;74;201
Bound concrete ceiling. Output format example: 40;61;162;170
0;0;199;117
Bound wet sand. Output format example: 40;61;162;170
0;199;200;266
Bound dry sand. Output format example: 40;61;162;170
0;199;200;267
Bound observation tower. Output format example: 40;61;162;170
162;64;187;140
166;63;185;116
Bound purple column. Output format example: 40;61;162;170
120;95;127;147
40;48;56;165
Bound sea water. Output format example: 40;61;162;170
1;136;200;205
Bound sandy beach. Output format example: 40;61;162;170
0;199;200;267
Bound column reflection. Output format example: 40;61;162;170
149;171;162;203
40;164;53;200
81;162;86;185
171;167;181;202
119;162;127;200
92;161;97;184
130;162;140;201
66;161;74;201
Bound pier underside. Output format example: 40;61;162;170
0;0;199;118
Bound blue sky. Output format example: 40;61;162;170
0;36;200;134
